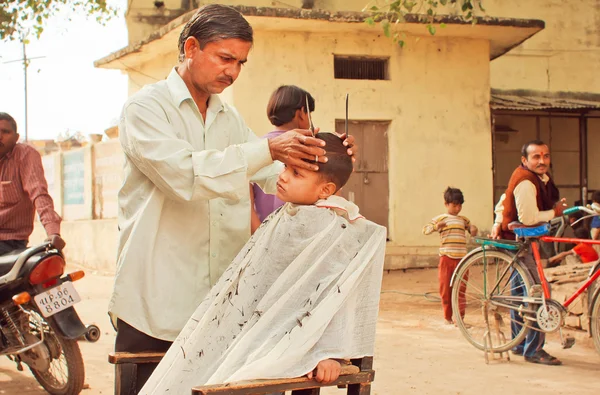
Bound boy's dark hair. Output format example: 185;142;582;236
310;132;352;191
0;113;17;133
521;139;547;159
178;4;253;62
592;190;600;204
267;85;315;127
574;227;591;240
444;187;464;204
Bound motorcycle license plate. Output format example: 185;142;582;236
34;282;81;318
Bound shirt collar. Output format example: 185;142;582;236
167;68;227;113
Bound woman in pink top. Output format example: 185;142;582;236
250;85;316;233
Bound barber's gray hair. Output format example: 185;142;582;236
178;4;253;62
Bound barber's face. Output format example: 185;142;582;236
522;144;550;176
184;38;251;95
0;120;19;159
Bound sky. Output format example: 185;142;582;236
0;0;129;142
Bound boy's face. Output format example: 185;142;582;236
276;165;336;205
445;202;462;216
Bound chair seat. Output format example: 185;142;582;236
192;364;369;395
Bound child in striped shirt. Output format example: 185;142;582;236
423;187;478;325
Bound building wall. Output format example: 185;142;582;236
124;0;600;97
31;220;118;274
234;30;493;267
100;26;494;268
493;114;592;205
484;0;600;93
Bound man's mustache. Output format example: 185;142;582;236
218;77;233;85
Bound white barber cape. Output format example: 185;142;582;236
141;196;386;394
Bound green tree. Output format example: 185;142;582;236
0;0;117;42
364;0;486;47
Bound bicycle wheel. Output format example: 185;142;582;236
452;249;534;352
590;291;600;355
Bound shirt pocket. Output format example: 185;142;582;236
0;181;20;205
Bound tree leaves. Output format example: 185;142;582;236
363;0;485;46
0;0;117;42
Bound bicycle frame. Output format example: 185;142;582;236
536;236;600;308
476;232;600;317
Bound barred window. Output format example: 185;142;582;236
334;56;389;80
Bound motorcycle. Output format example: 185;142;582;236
0;242;90;394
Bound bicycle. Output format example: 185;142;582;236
450;205;600;359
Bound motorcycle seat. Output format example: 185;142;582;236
0;249;43;278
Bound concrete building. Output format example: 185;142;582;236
65;0;598;271
484;1;600;209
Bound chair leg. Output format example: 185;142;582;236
115;363;138;395
347;383;371;395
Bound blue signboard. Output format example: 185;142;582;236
63;151;85;205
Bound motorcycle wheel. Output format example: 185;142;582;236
30;331;85;395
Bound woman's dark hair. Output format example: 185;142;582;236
267;85;315;127
178;4;253;62
592;190;600;203
307;133;352;191
0;112;17;133
444;187;464;205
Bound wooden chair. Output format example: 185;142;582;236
109;351;166;395
108;352;374;395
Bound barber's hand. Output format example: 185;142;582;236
307;359;341;384
46;234;66;251
489;224;501;240
339;133;358;164
268;128;327;171
554;198;567;217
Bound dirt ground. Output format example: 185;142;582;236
1;267;599;395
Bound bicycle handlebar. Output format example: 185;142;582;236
563;206;598;216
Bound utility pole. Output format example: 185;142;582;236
22;40;29;142
2;38;45;142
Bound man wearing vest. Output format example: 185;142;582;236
491;139;565;366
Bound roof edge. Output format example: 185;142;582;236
491;89;600;111
492;89;600;102
95;6;545;67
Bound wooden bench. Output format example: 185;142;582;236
108;352;374;395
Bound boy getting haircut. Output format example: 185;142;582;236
142;133;385;394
